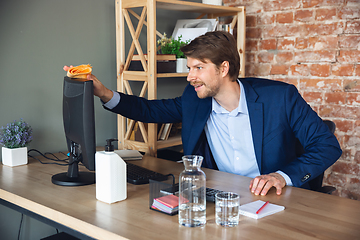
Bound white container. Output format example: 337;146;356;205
2;147;28;167
202;0;222;6
95;139;127;204
176;58;189;73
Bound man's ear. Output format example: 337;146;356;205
220;61;230;77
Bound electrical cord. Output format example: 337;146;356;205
27;149;85;166
43;151;67;161
17;213;24;240
17;212;60;239
27;149;70;166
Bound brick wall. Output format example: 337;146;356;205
224;0;360;199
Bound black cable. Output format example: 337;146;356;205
27;149;85;166
17;213;24;240
27;149;70;166
28;149;69;162
28;155;70;166
57;151;70;158
165;174;177;195
44;151;67;161
166;174;176;186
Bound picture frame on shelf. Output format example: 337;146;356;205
172;19;218;42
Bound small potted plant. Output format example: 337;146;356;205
157;34;190;73
0;118;33;167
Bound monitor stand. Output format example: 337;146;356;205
51;145;95;186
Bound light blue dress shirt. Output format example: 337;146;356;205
103;84;292;185
204;80;260;177
204;80;292;185
103;90;120;109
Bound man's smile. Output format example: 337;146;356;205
191;82;204;91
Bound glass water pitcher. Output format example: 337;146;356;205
178;155;206;227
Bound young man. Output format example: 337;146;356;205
64;31;342;196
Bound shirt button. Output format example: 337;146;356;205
236;157;239;160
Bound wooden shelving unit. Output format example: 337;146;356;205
115;0;246;156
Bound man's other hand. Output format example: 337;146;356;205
249;172;286;196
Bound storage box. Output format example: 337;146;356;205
128;54;176;73
149;176;178;215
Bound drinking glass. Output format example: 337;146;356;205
215;192;240;227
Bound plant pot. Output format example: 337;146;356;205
1;147;28;167
176;58;189;73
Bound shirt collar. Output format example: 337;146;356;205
211;79;247;116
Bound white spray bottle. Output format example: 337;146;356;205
95;138;127;203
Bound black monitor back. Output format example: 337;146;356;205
63;77;96;171
52;77;96;186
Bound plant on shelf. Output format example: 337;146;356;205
157;34;190;73
1;118;33;167
157;34;190;59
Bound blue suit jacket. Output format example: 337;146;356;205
108;78;342;189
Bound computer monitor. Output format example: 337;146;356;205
51;77;96;186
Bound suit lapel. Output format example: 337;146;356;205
183;95;212;154
183;80;264;173
241;80;264;173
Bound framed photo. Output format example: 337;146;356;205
172;19;218;42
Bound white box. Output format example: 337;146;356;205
2;147;28;167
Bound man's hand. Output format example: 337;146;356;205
249;172;286;196
63;65;113;103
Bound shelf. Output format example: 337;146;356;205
158;135;182;149
124;135;182;152
123;71;188;79
123;0;243;15
116;0;245;156
158;72;188;78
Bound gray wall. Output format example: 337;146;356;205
0;0;190;156
0;0;197;239
0;0;118;155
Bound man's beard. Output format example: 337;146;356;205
192;81;220;99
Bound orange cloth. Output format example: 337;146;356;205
67;64;92;79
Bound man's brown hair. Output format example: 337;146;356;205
180;31;240;81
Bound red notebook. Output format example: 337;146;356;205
155;194;179;208
152;195;179;214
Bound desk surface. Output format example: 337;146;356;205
1;154;360;240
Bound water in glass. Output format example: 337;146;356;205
215;192;239;227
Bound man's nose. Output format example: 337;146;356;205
187;69;195;82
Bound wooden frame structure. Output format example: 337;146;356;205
115;0;246;156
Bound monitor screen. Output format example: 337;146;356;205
51;77;96;186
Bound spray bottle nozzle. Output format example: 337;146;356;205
105;138;118;152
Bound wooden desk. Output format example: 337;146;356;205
1;154;360;240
